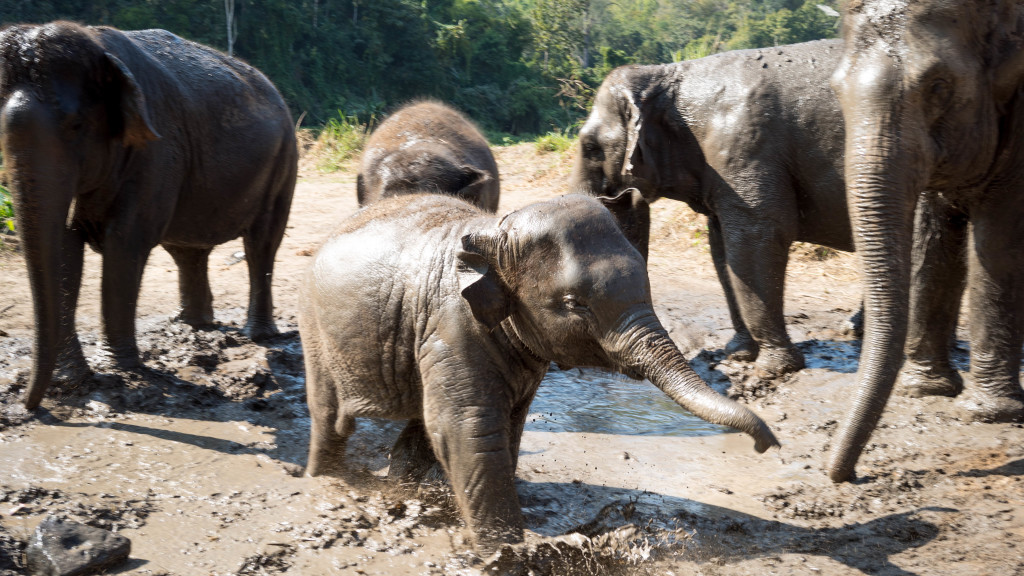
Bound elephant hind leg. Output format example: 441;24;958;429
242;178;294;341
388;419;444;484
306;403;355;478
164;245;215;328
302;337;355;477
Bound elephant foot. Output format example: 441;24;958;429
956;387;1024;423
110;346;141;370
840;308;864;338
755;345;805;378
896;361;963;398
244;320;279;342
175;310;216;329
725;333;759;362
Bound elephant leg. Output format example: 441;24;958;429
507;392;537;472
388;419;442;483
101;235;152;368
709;216;758;362
721;218;803;376
898;196;967;397
241;192;291;341
55;227;90;383
957;192;1024;422
427;404;523;553
164;245;215;328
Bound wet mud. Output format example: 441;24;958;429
1;144;1023;574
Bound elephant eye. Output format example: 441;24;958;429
927;78;953;111
583;141;603;160
563;294;588;312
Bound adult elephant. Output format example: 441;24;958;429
571;40;860;377
0;22;297;410
828;0;1024;482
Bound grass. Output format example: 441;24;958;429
534;130;575;154
0;182;13;234
313;112;371;173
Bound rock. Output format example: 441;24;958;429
25;516;130;576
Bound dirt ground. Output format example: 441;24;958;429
0;143;1022;575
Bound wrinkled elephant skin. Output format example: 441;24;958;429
299;193;779;553
0;22;297;409
829;0;1024;482
357;101;500;212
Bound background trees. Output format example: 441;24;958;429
0;0;839;135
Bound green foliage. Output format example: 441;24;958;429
534;130;574;154
0;1;841;136
315;112;371;173
0;183;14;234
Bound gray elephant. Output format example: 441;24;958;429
827;0;1024;482
0;22;297;409
299;192;779;553
356;101;500;211
572;40;858;376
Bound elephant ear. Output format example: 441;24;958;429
104;52;161;147
619;86;644;178
454;165;492;197
456;229;512;330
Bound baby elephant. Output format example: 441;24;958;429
356;101;500;211
299;192;779;553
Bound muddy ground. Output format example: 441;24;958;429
0;144;1022;575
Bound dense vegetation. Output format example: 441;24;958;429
0;1;840;135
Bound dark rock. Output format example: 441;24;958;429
25;516;130;576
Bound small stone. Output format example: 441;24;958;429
26;515;131;576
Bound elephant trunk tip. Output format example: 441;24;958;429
752;423;782;454
827;453;857;483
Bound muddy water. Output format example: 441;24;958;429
529;368;727;437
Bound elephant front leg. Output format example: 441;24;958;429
957;193;1024;422
101;237;152;368
427;405;523;553
898;196;967;398
55;227;90;383
164;245;215;328
709;216;758;362
721;218;804;377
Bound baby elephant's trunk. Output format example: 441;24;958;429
615;312;780;453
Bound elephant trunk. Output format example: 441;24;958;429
827;74;927;482
2;90;80;409
613;311;780;453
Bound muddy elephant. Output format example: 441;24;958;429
572;40;864;377
0;22;297;410
827;0;1024;482
356;101;499;211
299;192;779;553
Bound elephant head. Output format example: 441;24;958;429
456;194;780;453
0;23;160;409
570;65;687;260
828;0;1024;481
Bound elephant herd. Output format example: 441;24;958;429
3;0;1024;554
